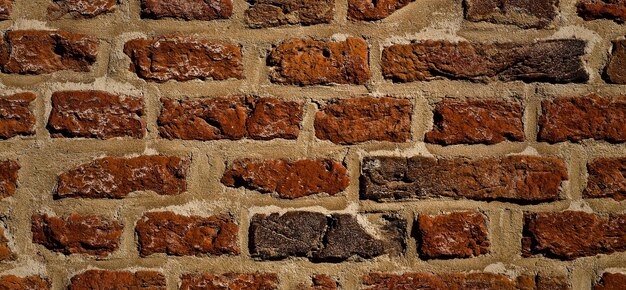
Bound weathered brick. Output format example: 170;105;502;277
464;0;559;28
268;38;370;86
314;97;412;144
425;99;524;145
595;272;626;290
301;275;338;290
578;0;626;22
363;272;537;289
584;157;626;201
249;211;405;261
48;0;117;19
538;95;626;143
537;276;571;290
158;97;303;141
68;270;166;290
124;37;243;82
606;39;626;84
416;212;489;259
141;0;233;20
47;91;145;139
180;273;279;290
245;0;334;28
0;227;13;261
56;156;189;199
0;0;11;20
0;276;49;290
382;39;588;83
348;0;414;21
135;211;239;257
0;93;36;139
31;213;123;257
523;211;626;260
0;160;19;198
361;155;568;203
221;159;349;199
0;30;98;74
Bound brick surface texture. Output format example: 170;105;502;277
0;0;624;288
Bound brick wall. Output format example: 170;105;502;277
0;0;625;289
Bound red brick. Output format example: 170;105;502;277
465;0;559;28
0;93;36;139
538;95;626;143
0;0;11;20
221;159;349;199
0;160;19;198
124;37;243;82
606;39;626;84
0;30;98;74
0;276;49;290
348;0;414;21
135;211;239;257
0;227;13;261
416;212;489;259
382;39;588;83
245;0;334;28
158;97;303;141
314;97;412;144
68;270;166;290
48;0;117;19
361;155;568;203
523;211;626;260
425;99;524;145
537;276;571;290
56;156;189;199
141;0;233;20
31;213;123;257
578;0;626;22
180;273;279;290
47;91;145;139
363;272;536;289
584;157;626;201
268;38;370;86
595;272;626;290
301;275;338;290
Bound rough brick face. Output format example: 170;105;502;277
141;0;233;20
0;0;11;20
0;160;19;198
522;211;626;260
606;39;626;84
302;275;338;290
268;38;370;86
68;270;166;290
584;157;626;201
48;0;117;19
416;212;489;259
0;227;13;261
464;0;559;28
578;0;626;22
47;91;145;139
158;97;303;141
348;0;414;21
594;272;626;290
425;99;524;145
124;37;243;82
56;156;189;199
363;272;537;289
382;39;588;83
31;213;123;257
0;30;98;74
0;276;49;290
245;0;334;28
360;155;568;203
180;273;279;290
135;211;239;257
221;159;349;199
538;95;626;143
0;93;35;139
314;97;412;144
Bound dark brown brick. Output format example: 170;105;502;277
382;39;588;83
56;156;189;199
0;276;49;290
0;227;13;261
425;99;524;145
268;38;370;86
578;0;626;22
606;39;626;84
416;212;489;259
0;93;36;139
48;0;117;19
315;97;412;144
47;91;145;139
523;211;626;260
124;37;243;82
584;157;626;201
361;155;568;203
348;0;414;21
245;0;334;28
141;0;233;20
180;273;279;290
68;270;166;290
301;275;338;290
0;30;98;74
135;211;239;257
0;0;11;20
363;272;537;289
221;159;349;199
158;97;303;141
538;95;626;143
0;160;19;198
31;213;123;257
537;276;571;290
595;272;626;290
465;0;559;28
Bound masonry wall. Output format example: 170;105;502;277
0;0;625;289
